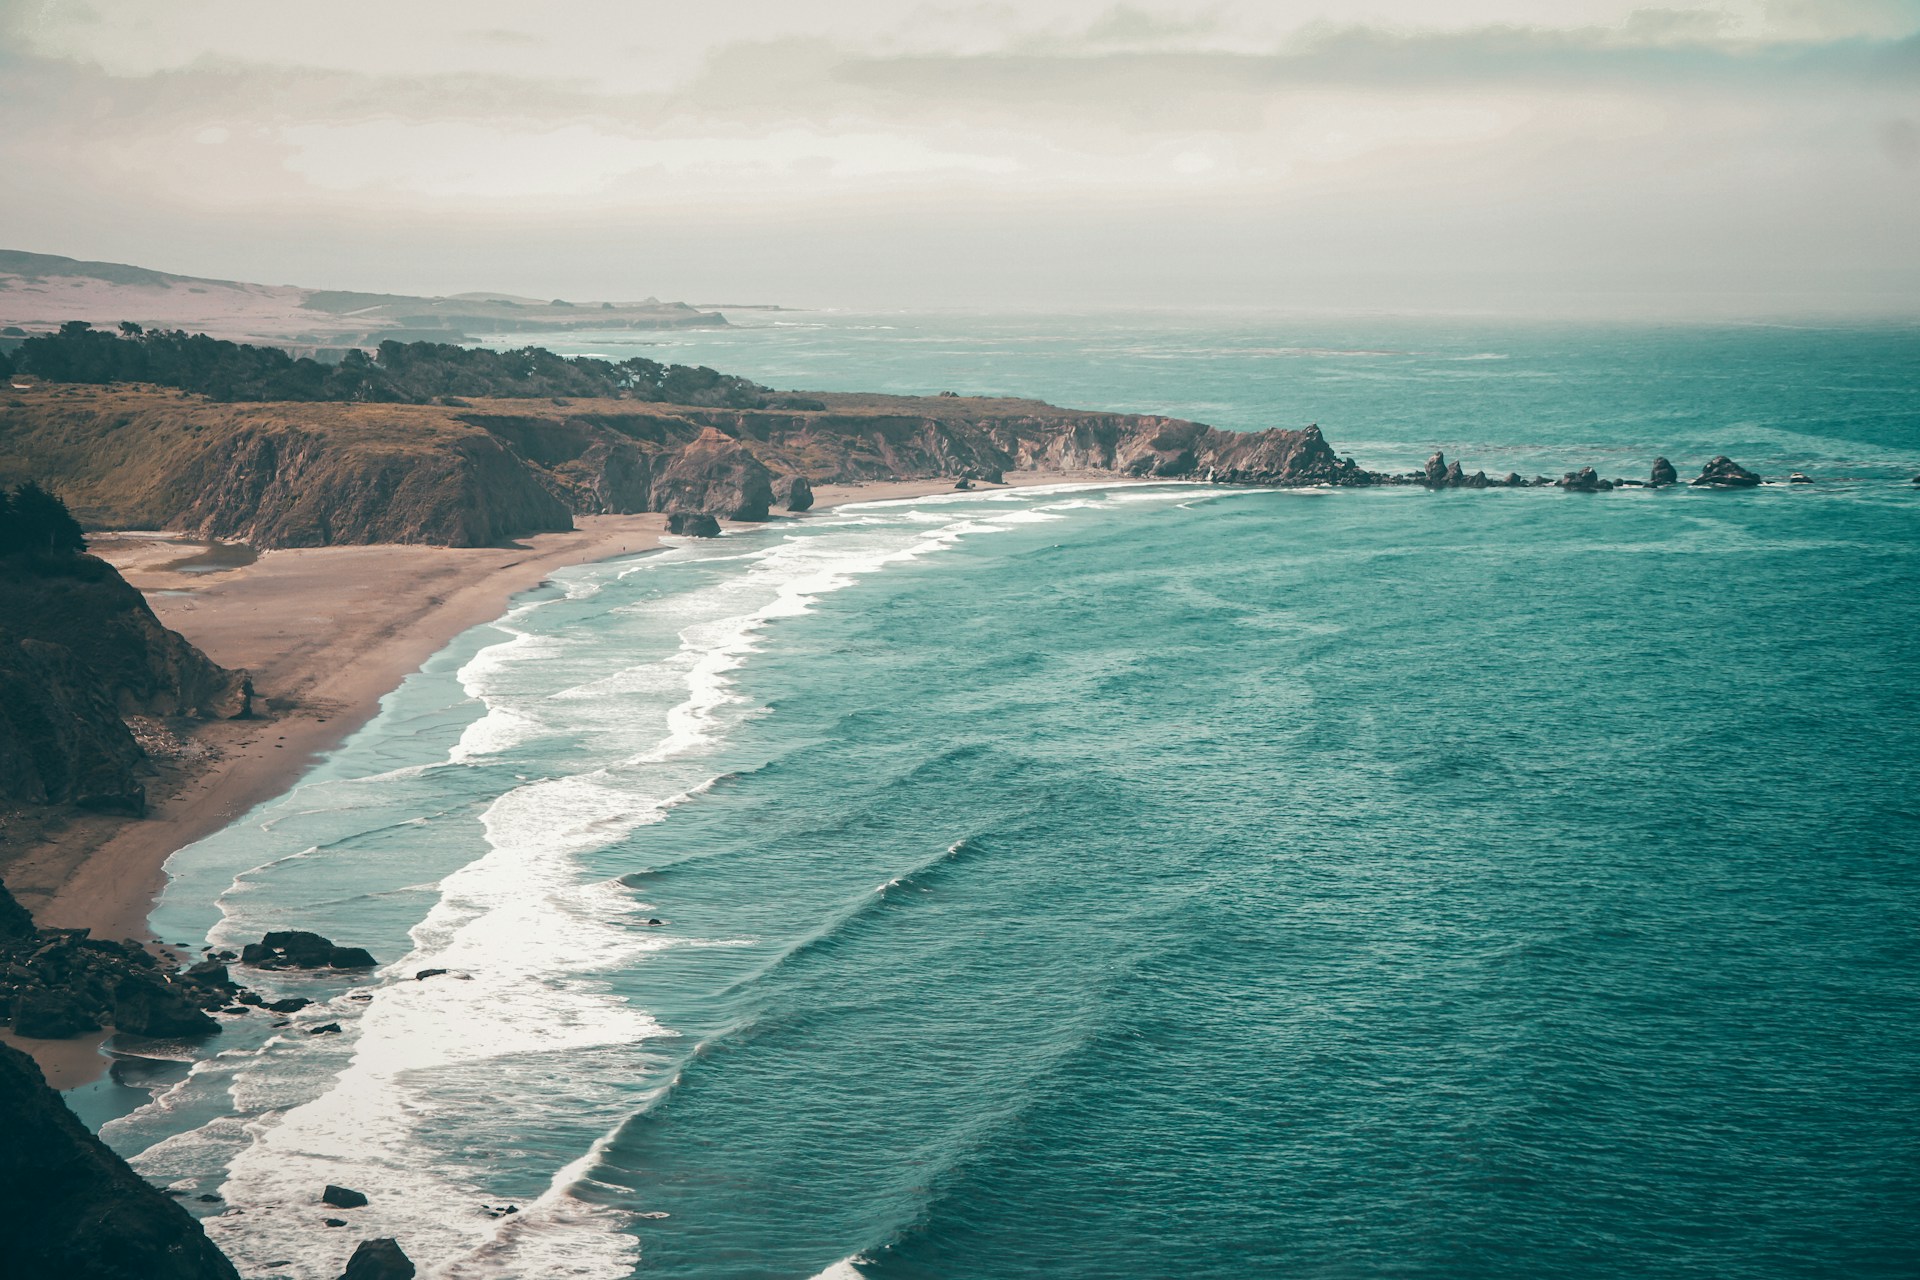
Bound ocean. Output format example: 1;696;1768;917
87;312;1920;1279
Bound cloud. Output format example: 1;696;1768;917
0;1;1914;309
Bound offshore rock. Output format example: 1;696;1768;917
1424;451;1449;487
0;1041;241;1279
1650;457;1678;487
665;512;722;538
338;1237;415;1280
1692;455;1762;488
1559;467;1611;492
1788;472;1812;484
323;1184;370;1209
239;930;377;970
652;427;774;521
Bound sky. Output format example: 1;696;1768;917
1;0;1917;313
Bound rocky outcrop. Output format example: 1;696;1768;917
652;427;775;520
0;1040;241;1279
339;1237;415;1280
1788;471;1811;484
0;552;244;815
781;475;814;512
0;880;241;1041
1692;456;1762;488
1650;457;1678;486
665;513;722;538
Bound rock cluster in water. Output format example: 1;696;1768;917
239;930;378;971
1396;450;1795;493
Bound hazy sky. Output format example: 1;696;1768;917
2;0;1917;312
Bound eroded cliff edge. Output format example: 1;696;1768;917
0;1039;241;1280
0;385;1361;547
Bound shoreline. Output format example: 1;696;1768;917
2;470;1118;1088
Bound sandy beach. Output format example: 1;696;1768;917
1;471;1113;1086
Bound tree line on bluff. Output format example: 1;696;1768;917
0;482;87;557
1;320;824;410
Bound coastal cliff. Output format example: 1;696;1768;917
0;1040;240;1279
0;550;243;817
0;385;1355;547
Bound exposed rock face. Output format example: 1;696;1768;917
666;513;722;538
0;1040;242;1279
0;552;243;815
1559;467;1612;492
1692;456;1762;488
781;475;815;512
169;426;574;547
652;427;775;521
338;1237;416;1280
1650;457;1678;486
323;1184;370;1209
239;930;378;971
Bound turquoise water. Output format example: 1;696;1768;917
102;315;1919;1279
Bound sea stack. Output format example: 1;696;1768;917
1650;457;1677;486
1691;456;1762;488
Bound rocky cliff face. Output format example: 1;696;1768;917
651;427;776;520
0;552;243;815
0;1040;241;1280
2;385;1367;550
164;426;574;547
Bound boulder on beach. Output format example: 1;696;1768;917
338;1238;414;1280
1691;456;1762;488
1650;457;1678;487
665;512;722;538
780;475;814;512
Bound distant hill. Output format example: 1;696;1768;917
0;250;730;351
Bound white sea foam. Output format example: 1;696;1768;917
126;499;1063;1278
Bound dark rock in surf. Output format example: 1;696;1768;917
1691;456;1762;488
338;1238;414;1280
239;931;376;971
1788;472;1812;483
309;1022;342;1035
265;997;310;1013
1558;467;1611;492
413;969;448;982
665;512;721;538
322;1184;369;1209
1650;457;1678;487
